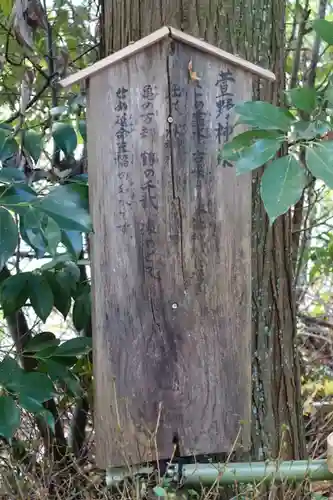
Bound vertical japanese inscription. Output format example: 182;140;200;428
215;69;235;168
114;86;135;234
139;84;160;279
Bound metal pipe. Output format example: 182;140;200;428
173;460;333;486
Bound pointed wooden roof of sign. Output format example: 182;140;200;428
59;26;275;88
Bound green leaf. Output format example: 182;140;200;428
287;87;317;114
0;184;37;214
50;106;68;117
153;486;167;497
78;120;86;142
73;289;91;331
234;101;295;132
260;156;306;224
20;208;46;257
0;208;18;270
44;271;71;319
293;121;330;140
18;372;56;402
0;272;30;316
54;337;92;357
19;394;44;413
23;332;60;353
306;141;333;188
0;167;26;183
28;274;54;322
22;130;43;163
52;122;77;156
312;19;333;46
42;217;61;255
61;230;82;260
0;395;20;439
0;357;24;388
235;139;282;174
37;184;91;232
0;137;19;167
220;130;284;162
39;410;55;433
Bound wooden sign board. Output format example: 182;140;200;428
60;27;275;469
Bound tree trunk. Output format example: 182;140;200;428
100;0;305;465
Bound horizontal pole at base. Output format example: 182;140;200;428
106;459;333;488
173;460;333;486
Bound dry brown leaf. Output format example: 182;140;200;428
188;58;200;81
25;0;48;31
20;67;35;114
55;47;70;77
11;0;34;50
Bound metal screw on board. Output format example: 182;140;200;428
167;116;173;123
172;303;178;310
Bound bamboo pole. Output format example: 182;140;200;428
170;459;333;486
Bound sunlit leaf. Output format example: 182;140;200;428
220;130;284;162
235;138;282;174
287;87;317;114
260;156;306;224
37;184;91;232
306;141;333;188
234;101;295;131
313;19;333;45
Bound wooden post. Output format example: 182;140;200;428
60;27;275;469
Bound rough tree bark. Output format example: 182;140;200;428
99;0;305;465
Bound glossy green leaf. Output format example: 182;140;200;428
0;357;24;388
235;138;282;174
234;101;295;132
0;395;20;439
61;230;83;260
54;337;92;357
44;271;71;319
287;87;317;114
293;121;330;140
42;217;61;255
0;184;37;214
23;332;60;353
306;141;333;188
220;130;284;162
0;137;19;167
20;208;47;257
56;261;81;291
0;208;18;270
153;486;167;497
312;19;333;45
18;372;56;402
0;272;30;317
19;394;44;413
52;122;77;156
0;129;9;152
0;167;26;183
78;120;86;142
260;156;306;224
37;184;91;232
23;130;43;163
73;290;91;331
28;274;54;322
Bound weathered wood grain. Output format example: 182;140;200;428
88;37;252;468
